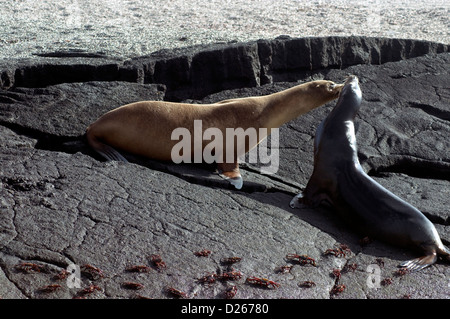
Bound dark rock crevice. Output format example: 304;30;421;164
408;102;450;122
365;155;450;182
33;50;113;59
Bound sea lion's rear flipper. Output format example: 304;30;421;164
399;253;437;271
86;134;129;163
96;144;129;163
217;162;243;190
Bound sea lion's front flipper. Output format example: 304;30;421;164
290;191;332;209
217;162;243;190
290;193;306;209
399;253;437;271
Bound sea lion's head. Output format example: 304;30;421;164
312;80;344;97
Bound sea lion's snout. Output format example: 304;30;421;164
338;75;361;98
314;81;344;97
331;82;345;96
345;75;359;85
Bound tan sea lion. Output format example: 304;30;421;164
290;75;450;271
86;79;344;189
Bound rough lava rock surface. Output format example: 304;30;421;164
0;36;449;299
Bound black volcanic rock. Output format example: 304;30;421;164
0;36;449;299
0;81;165;137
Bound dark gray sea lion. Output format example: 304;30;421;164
290;75;450;271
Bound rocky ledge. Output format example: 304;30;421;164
0;36;449;299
